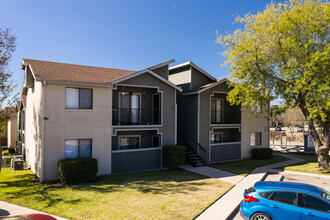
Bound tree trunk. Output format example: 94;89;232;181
299;101;329;169
0;146;2;172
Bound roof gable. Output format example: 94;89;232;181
169;61;216;81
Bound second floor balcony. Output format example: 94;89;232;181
112;108;161;126
210;110;241;125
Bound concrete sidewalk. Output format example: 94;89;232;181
180;165;244;184
0;201;68;220
196;153;304;220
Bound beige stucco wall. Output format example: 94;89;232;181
25;81;43;178
7;117;17;149
43;83;112;181
241;104;270;158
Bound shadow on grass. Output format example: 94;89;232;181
76;169;212;195
0;171;85;208
1;168;214;205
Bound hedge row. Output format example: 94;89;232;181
251;148;273;160
163;145;185;169
58;158;98;184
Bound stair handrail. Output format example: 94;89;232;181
197;143;207;153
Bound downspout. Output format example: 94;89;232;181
40;80;46;183
174;89;177;145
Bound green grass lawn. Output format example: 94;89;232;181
209;155;289;176
275;153;330;176
0;168;233;220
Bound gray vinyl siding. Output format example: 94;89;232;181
177;93;198;151
112;149;161;173
210;143;241;162
152;65;169;80
191;66;214;89
169;66;191;92
199;82;241;162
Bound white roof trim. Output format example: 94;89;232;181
183;78;231;95
110;68;182;92
148;59;175;71
169;61;216;81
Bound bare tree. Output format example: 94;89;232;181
0;28;18;171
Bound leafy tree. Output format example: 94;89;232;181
0;28;17;171
270;105;287;127
217;0;330;168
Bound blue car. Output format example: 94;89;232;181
240;181;330;220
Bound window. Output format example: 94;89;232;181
119;136;140;150
66;88;92;109
250;132;262;146
211;132;223;144
270;191;298;206
211;98;222;124
152;135;161;147
65;139;92;159
120;93;141;124
251;101;262;113
259;191;273;199
303;194;330;213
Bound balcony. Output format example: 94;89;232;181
210;110;241;125
112;108;161;126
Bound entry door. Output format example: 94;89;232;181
120;93;141;124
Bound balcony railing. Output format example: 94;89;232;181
211;110;241;124
112;108;161;126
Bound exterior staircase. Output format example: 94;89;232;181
177;136;206;167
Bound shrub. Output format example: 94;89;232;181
163;145;185;170
58;158;98;184
251;148;273;160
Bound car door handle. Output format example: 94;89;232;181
270;205;278;208
305;213;314;217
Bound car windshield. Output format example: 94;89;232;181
321;191;330;201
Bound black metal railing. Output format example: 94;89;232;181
112;108;161;125
197;143;208;163
197;143;207;153
210;110;241;124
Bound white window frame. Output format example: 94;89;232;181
251;101;262;114
65;139;92;158
118;135;142;150
210;97;224;125
65;87;93;109
210;132;223;145
250;132;262;146
118;92;142;124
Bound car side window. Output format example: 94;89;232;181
303;194;330;213
259;191;273;199
270;191;298;206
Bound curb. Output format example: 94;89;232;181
269;168;330;180
226;171;270;220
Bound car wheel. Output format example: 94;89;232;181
250;212;271;220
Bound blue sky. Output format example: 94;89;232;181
0;0;283;96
